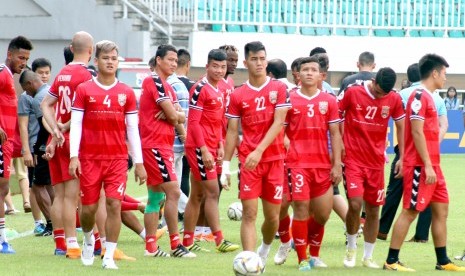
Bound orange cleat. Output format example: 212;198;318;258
65;248;81;259
101;248;136;261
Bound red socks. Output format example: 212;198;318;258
307;217;325;257
182;231;194;247
213;230;224;246
93;232;101;252
291;219;308;262
145;235;157;253
278;215;291;243
170;233;181;250
53;229;66;251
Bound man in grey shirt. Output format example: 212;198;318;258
339;51;376;94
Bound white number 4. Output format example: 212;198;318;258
103;95;111;108
117;183;125;196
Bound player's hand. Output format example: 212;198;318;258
33;154;38;166
52;127;65;147
425;165;437;184
394;159;403;179
138;202;146;213
216;147;224;166
178;134;186;143
341;144;346;160
220;160;231;191
69;157;81;179
134;163;147;185
0;127;7;144
201;147;214;170
244;149;262;170
330;164;342;184
155;110;167;120
23;152;35;167
57;122;68;133
43;141;57;160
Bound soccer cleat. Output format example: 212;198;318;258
170;244;196;258
66;248;81;259
377;232;388;241
274;241;292;265
257;245;269;266
34;223;46;235
194;233;203;242
186;242;210;252
383;261;415;272
216;240;239;253
362;257;380;269
310;257;328;268
144;246;170;257
81;240;95;266
298;259;312;271
202;233;215;243
156;225;167;240
343;248;356;268
102;258;118;270
101;248;136;261
454;251;465;261
54;248;66;256
0;241;15;254
93;248;102;256
37;226;52;237
436;262;465;271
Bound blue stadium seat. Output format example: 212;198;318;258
315;28;331;36
373;29;390;36
409;30;420;37
434;30;445;37
240;12;256;32
419;29;434;37
301;27;316;36
226;24;242;32
448;30;464;37
212;24;223;32
335;28;346;36
390;29;405;37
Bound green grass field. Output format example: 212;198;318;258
1;155;465;275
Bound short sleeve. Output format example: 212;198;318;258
18;93;32;116
125;88;138;114
275;82;291;109
328;96;340;124
391;93;406;121
71;85;86;112
410;91;428;121
225;89;240;119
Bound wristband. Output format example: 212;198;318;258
222;160;231;174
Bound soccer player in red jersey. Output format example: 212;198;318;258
139;45;193;258
182;49;239;253
0;36;33;254
284;57;342;271
221;41;291;265
41;31;95;258
338;67;405;269
384;54;465;272
68;40;146;269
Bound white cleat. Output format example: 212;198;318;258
343;248;356;268
102;258;118;270
362;257;380;269
274;241;292;265
310;256;328;268
257;245;270;267
81;240;95;266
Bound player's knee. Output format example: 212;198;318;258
0;183;9;197
145;190;165;214
242;208;258;222
167;186;180;201
348;198;363;212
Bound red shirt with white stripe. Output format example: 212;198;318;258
72;79;137;159
226;77;291;163
139;73;178;149
338;81;405;168
0;64;18;141
285;90;340;168
185;77;225;151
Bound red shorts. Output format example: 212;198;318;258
403;166;448;212
0;141;13;179
282;167;291;202
49;139;73;185
343;163;385;206
143;148;177;186
288;167;332;201
185;147;218;181
79;159;127;205
239;159;284;204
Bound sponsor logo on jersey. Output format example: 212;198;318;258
319;101;328;115
356;103;362;111
242;102;249;108
89;96;96;103
269;90;277;104
381;106;390;118
118;93;127;106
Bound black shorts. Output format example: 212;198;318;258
33;152;51;185
333;185;340;195
27;167;34;188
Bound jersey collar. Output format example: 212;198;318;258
246;76;270;91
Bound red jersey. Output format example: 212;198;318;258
226;77;291;163
72;79;137;160
49;63;95;130
185;78;225;151
285;90;340;168
139;73;178;149
338;81;404;169
0;65;17;141
218;77;234;140
404;88;440;166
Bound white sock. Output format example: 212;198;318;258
363;242;375;259
194;226;202;236
0;218;6;243
101;237;107;249
66;237;79;249
83;230;93;245
139;228;146;240
258;241;271;257
34;220;44;227
104;242;117;260
347;234;357;250
203;227;212;235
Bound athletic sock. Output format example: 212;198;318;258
213;230;224;246
291;219;308;262
145;235;157;253
278;215;291;243
307;217;325;257
183;231;194;247
170;233;181;250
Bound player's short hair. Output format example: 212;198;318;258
207;49;227;63
148;56;156;68
95;40;118;58
19;69;39;85
219;44;238;53
31;58;52;72
244;41;266;59
297;56;320;71
266;59;287;79
63;46;74;65
291;57;305;71
406;63;421;83
156;44;177;60
313;53;329;73
8;36;33;52
309;46;326;57
418;54;449;80
358;51;375;66
177;48;190;67
375;67;397;93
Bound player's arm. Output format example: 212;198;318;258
393;118;405;178
126;113;147;185
438;115;448;143
158;100;181;125
18;115;34;167
329;122;343;184
411;119;436;184
173;102;186;124
41;94;64;146
68;109;83;178
188;100;214;169
244;107;289;170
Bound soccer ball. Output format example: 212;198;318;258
233;251;264;276
227;202;243;221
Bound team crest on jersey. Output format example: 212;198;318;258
118;94;127;106
411;98;422;114
381;106;390;118
319;101;328;115
269;91;278;104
